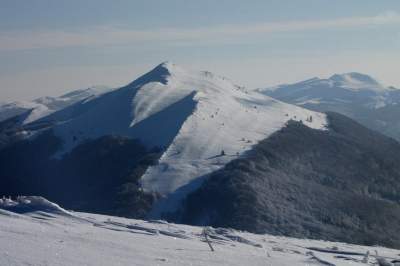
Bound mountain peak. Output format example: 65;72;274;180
158;61;175;69
329;72;384;91
330;72;377;83
153;61;185;74
128;62;234;91
127;62;179;87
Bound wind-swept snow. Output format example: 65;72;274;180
0;200;399;266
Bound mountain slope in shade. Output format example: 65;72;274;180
0;86;111;124
260;72;400;140
180;113;400;248
33;62;326;212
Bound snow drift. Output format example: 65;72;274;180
0;196;71;216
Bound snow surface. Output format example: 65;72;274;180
35;62;327;215
0;86;111;124
1;197;399;266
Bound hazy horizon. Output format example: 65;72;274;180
1;0;400;101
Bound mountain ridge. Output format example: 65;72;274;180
0;85;112;124
1;62;327;216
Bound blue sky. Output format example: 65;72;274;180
1;0;400;101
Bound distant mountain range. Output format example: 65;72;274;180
260;72;400;141
1;64;400;248
0;86;111;124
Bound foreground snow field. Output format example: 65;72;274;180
1;197;399;266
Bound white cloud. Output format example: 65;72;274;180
0;12;400;51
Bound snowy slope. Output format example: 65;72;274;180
35;62;326;212
137;64;327;214
0;86;111;124
1;197;399;266
0;100;41;122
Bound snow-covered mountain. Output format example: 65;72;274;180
1;196;400;266
30;62;326;212
3;64;400;249
0;85;111;124
260;72;400;140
